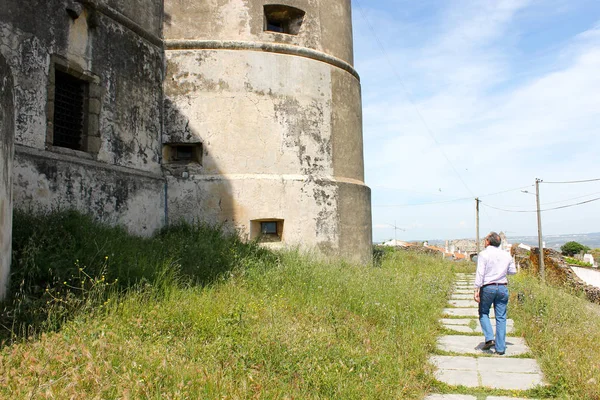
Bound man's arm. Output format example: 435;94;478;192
507;256;517;276
474;253;485;303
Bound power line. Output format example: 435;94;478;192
373;184;534;208
482;191;600;208
543;178;600;184
354;0;475;198
477;185;535;198
374;196;472;208
481;197;600;213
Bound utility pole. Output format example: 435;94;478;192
535;178;545;280
389;221;405;244
475;198;481;253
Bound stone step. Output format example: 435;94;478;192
430;355;544;390
443;307;491;317
437;335;530;356
441;318;514;334
448;299;479;308
450;294;474;300
453;289;475;294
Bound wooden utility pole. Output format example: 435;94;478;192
475;197;481;253
535;178;545;280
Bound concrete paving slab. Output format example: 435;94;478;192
448;299;479;308
424;395;477;400
444;308;492;317
431;355;544;390
442;324;515;334
442;325;475;333
437;335;530;355
454;289;473;294
430;355;477;370
477;357;541;373
480;371;544;390
441;318;478;325
434;369;480;387
451;294;473;299
486;397;537;400
440;318;513;326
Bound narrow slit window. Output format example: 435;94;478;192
164;143;202;164
53;70;87;150
264;5;305;35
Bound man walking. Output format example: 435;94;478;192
474;232;517;355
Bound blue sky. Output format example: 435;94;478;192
351;0;600;243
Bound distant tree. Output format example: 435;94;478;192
560;241;590;257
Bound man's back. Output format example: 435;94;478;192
475;246;516;287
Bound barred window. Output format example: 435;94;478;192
53;70;87;150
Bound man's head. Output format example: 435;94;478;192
485;232;501;247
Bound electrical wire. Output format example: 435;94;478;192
354;0;475;198
543;178;600;184
481;197;600;213
481;191;600;209
373;184;534;207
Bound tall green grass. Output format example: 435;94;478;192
1;211;459;398
511;272;600;399
4;210;275;342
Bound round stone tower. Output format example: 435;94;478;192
163;0;372;263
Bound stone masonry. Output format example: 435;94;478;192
0;0;372;298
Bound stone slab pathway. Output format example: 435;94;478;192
441;318;514;334
425;272;546;399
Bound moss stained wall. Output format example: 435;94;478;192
0;0;165;236
0;54;14;300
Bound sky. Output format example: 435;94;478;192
351;0;600;243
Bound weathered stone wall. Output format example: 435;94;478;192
164;0;372;263
0;0;165;236
164;0;354;64
522;247;600;305
0;54;14;300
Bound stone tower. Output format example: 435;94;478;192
163;0;372;263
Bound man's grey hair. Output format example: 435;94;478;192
486;232;501;247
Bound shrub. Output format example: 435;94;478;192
560;241;590;257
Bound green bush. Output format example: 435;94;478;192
560;241;590;257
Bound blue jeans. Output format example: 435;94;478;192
479;284;509;353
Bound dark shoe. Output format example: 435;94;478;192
482;340;495;350
496;351;505;355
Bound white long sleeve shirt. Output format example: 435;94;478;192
474;245;517;288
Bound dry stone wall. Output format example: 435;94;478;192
514;246;600;304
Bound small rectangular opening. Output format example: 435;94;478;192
164;143;202;164
251;219;284;243
264;5;305;35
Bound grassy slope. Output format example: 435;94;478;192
511;273;600;399
1;211;457;399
